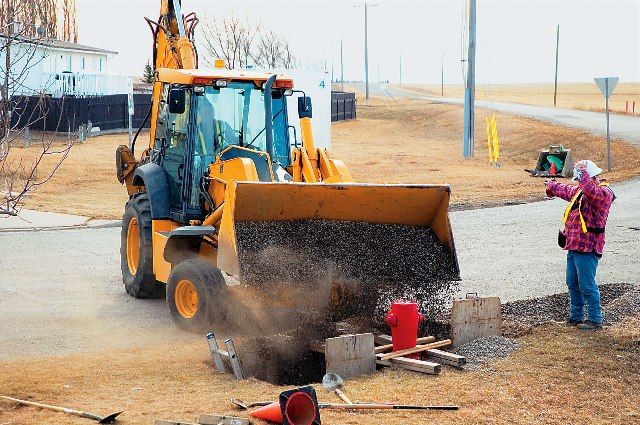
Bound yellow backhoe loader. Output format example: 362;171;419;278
115;0;459;332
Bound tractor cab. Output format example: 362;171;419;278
150;69;295;223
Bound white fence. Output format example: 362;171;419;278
42;72;132;97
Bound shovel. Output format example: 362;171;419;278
1;396;123;423
322;373;353;404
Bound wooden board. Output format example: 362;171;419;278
379;339;451;361
450;296;502;348
374;336;436;353
376;355;441;375
425;349;467;367
374;334;393;345
325;333;376;379
199;414;251;425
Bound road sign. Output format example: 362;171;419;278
594;76;619;171
594;77;618;100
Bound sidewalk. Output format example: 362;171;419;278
0;209;119;231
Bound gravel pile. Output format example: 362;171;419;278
603;286;640;324
502;283;637;337
453;335;519;369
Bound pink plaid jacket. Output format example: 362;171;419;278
546;173;615;255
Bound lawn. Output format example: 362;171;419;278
6;97;640;219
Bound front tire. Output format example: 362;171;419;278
120;193;165;299
166;258;228;333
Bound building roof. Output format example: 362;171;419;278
0;34;117;55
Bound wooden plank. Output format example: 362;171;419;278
374;336;436;353
380;340;452;361
155;420;199;425
374;334;393;345
376;356;441;375
199;414;252;425
425;349;467;367
450;296;502;348
325;333;376;379
309;341;325;353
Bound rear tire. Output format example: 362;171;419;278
166;258;228;333
121;193;165;299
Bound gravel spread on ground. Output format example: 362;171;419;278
453;335;519;369
502;283;638;337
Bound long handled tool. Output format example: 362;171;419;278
231;399;457;411
322;373;353;404
319;402;458;411
1;396;123;423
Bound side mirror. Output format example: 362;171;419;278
298;96;312;119
168;88;186;114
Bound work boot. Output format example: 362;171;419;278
565;318;584;326
577;321;602;331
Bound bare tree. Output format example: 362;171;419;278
0;2;71;217
200;13;295;70
202;13;245;69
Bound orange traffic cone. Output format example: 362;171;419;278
249;401;283;424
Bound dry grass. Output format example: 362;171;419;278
332;97;640;207
395;82;640;114
3;132;129;219
0;323;638;425
7;97;640;218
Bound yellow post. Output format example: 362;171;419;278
491;114;500;164
486;116;492;163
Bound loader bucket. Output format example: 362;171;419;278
216;181;459;279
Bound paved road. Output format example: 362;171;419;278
356;83;640;146
2;179;638;360
0;228;198;360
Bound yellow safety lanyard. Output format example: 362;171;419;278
563;182;609;233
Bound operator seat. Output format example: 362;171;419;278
219;146;272;182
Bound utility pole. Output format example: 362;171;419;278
441;52;444;97
553;24;560;107
399;54;402;85
462;0;476;158
361;2;378;100
340;38;344;91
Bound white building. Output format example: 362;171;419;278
0;35;130;97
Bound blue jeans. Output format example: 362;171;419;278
566;251;603;324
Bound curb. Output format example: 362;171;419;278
0;219;121;233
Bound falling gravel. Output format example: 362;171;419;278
453;335;519;369
235;220;459;326
232;219;459;384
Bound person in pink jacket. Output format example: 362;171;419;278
545;160;615;330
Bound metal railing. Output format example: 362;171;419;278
42;72;132;97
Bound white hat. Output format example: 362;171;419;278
572;160;603;181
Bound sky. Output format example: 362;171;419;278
76;0;640;84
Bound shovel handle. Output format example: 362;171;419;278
334;389;353;404
1;396;102;420
319;402;459;410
